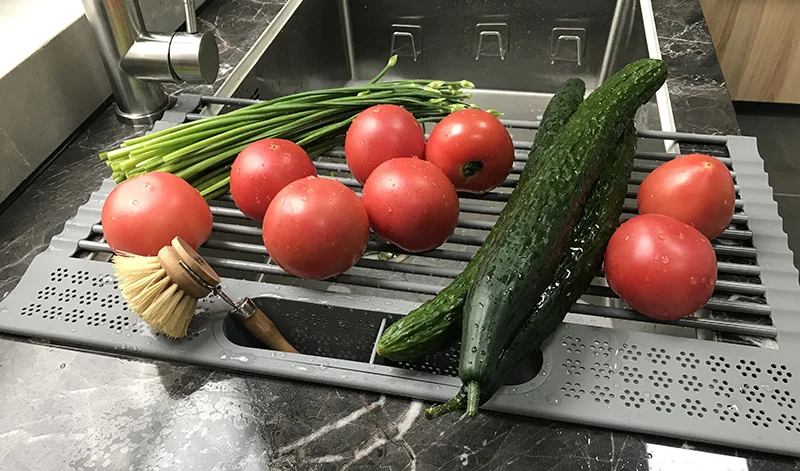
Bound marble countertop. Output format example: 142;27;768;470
1;0;795;469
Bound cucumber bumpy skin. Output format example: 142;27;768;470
427;123;638;418
375;78;586;361
459;59;666;415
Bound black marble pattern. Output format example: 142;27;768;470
654;0;741;136
1;0;799;470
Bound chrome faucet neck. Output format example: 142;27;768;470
82;0;219;125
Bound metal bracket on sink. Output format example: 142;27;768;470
389;24;422;61
475;22;509;60
550;27;587;66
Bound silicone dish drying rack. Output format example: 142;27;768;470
1;94;799;457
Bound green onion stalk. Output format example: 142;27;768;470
100;55;486;199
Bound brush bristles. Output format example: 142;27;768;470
113;255;198;339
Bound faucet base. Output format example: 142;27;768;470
113;98;171;126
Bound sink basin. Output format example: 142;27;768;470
215;0;674;134
205;0;680;327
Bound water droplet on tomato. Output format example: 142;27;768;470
658;234;666;240
131;199;138;205
690;277;697;285
624;236;630;241
661;255;670;264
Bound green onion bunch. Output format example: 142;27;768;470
100;56;481;200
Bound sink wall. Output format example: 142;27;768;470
218;0;667;130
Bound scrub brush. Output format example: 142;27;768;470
113;237;298;352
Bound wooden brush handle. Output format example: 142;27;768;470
238;299;299;353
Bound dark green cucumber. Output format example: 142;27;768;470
427;123;637;418
460;59;667;414
376;79;586;361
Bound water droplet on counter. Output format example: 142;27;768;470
319;362;329;370
60;363;66;369
471;346;477;353
727;404;739;412
546;394;561;406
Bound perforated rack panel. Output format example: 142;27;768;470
1;132;799;457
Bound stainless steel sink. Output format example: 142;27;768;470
206;0;679;329
215;0;675;136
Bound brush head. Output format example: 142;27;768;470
113;237;222;338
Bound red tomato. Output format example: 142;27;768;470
638;153;735;240
362;158;460;252
344;104;426;183
230;139;317;221
262;177;369;279
101;172;213;256
604;214;717;320
425;109;514;193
